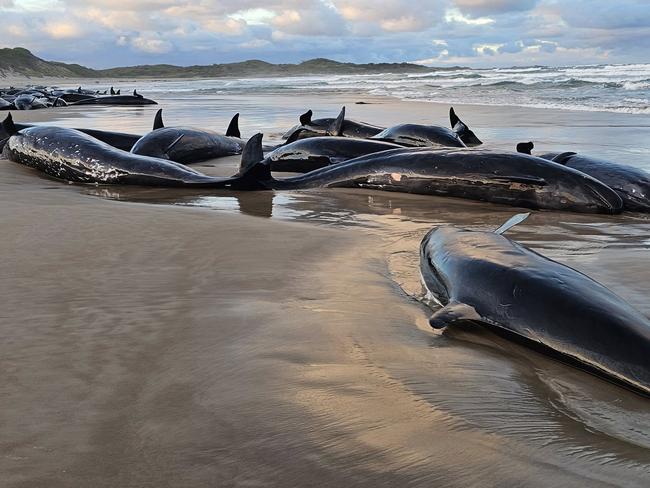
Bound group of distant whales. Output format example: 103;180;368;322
1;105;649;396
0;86;157;110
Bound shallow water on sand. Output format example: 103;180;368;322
2;90;650;486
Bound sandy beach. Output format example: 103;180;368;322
1;81;649;487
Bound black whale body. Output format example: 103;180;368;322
3;122;141;152
282;107;384;139
2;121;235;188
517;142;650;212
241;135;623;213
130;109;245;164
420;218;650;396
371;123;466;148
283;107;482;149
132;127;244;163
266;135;403;172
71;95;157;106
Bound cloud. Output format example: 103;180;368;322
131;34;173;53
0;0;647;68
557;0;650;29
42;21;84;39
454;0;539;17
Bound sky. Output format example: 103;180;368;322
1;0;649;68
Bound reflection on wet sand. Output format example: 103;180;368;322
87;181;650;461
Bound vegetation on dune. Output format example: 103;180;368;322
0;47;464;79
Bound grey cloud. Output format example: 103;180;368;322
453;0;539;17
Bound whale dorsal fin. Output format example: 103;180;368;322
449;107;482;146
235;133;272;187
226;113;240;138
327;106;345;136
494;212;530;235
238;133;265;175
449;107;460;128
516;141;534;155
299;110;313;126
110;86;115;95
153;109;164;130
552;152;577;165
429;302;481;329
2;113;17;136
281;127;305;146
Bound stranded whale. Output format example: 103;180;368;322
130;109;245;164
1;114;236;188
235;134;623;213
371;108;482;148
517;141;650;212
282;106;384;139
266;131;403;172
419;213;650;396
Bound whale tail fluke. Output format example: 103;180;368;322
327;106;345;136
153;109;164;130
450;107;482;146
234;133;272;189
494;213;530;235
226;113;241;138
299;109;313;126
516;141;534;154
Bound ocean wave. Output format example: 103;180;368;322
144;62;650;115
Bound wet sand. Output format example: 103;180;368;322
1;89;650;487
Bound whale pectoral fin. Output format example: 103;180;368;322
299;110;313;126
494;212;530;235
429;302;481;329
490;175;547;186
226;113;241;138
163;134;184;155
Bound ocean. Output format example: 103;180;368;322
90;63;650;115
